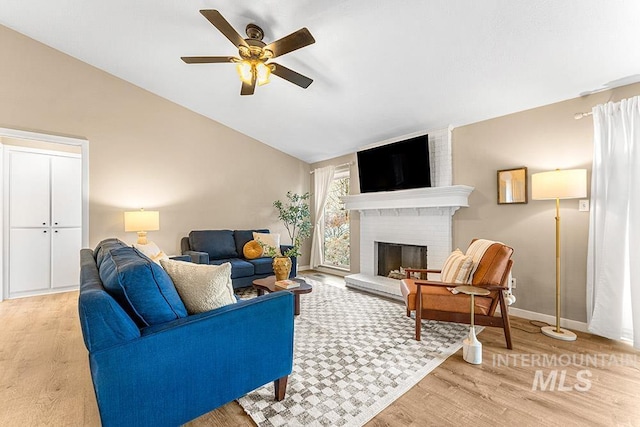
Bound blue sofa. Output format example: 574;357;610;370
78;238;294;427
181;229;297;289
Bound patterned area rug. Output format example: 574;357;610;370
236;275;471;427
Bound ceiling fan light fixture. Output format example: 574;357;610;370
256;62;271;86
236;61;253;84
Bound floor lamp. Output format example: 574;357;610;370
532;169;587;341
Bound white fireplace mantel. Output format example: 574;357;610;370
342;185;474;213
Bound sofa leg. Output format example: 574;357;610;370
274;375;288;401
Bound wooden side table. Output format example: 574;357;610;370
252;276;312;315
455;285;491;365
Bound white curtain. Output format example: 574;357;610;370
310;165;335;268
587;96;640;349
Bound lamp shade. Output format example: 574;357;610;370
531;169;587;200
124;210;160;232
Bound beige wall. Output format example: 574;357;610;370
0;25;310;263
453;82;640;322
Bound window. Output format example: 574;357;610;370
322;169;350;269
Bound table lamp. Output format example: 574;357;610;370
124;209;159;245
532;169;587;341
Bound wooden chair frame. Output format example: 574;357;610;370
405;259;514;349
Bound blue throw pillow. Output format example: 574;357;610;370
99;247;188;327
189;230;238;260
94;238;128;268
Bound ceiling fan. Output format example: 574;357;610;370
181;10;316;96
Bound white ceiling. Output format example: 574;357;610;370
2;1;639;163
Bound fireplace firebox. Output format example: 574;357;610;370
376;242;427;279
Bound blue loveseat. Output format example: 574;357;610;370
181;229;297;289
78;238;294;427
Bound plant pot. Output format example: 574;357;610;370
273;256;292;281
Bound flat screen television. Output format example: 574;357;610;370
357;134;431;193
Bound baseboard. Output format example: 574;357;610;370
5;285;79;300
507;307;589;333
297;265;311;272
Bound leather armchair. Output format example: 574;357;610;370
400;240;514;349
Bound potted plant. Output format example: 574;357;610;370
262;192;311;280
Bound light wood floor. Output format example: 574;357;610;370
1;289;639;426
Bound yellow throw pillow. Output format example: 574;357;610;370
160;259;236;314
243;240;263;259
441;249;474;284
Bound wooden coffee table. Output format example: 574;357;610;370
252;276;312;315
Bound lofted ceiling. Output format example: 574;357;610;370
1;1;639;163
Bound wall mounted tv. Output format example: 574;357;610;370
357;134;431;194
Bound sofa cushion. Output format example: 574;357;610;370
400;278;493;315
160;260;236;314
94;238;128;268
210;258;254;279
99;247;188;327
189;230;238;260
248;257;275;275
234;229;269;257
79;249;141;352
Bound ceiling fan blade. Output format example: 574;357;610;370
264;28;315;58
240;78;256;96
200;9;248;48
181;56;236;64
271;63;313;88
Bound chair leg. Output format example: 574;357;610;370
406;307;411;317
499;293;513;350
274;375;288;401
415;286;422;341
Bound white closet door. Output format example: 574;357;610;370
9;228;51;293
51;228;81;288
51;156;82;228
9;152;50;228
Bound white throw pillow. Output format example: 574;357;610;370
159;259;236;314
253;232;282;256
134;241;169;265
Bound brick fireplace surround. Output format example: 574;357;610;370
342;128;473;299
